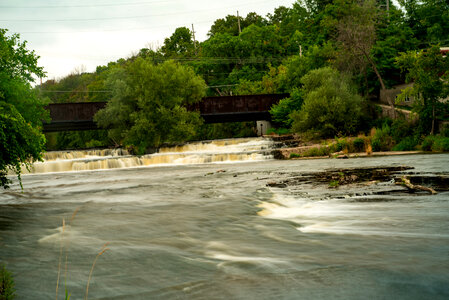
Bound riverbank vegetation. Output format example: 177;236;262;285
0;263;16;299
0;29;47;188
1;0;449;186
35;0;448;153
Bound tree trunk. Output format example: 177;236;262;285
365;52;396;118
431;102;435;135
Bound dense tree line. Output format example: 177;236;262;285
37;0;449;149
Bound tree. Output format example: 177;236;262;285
160;27;195;57
208;12;267;37
290;67;365;138
398;0;449;46
335;0;387;92
396;45;449;135
95;58;206;154
0;28;47;188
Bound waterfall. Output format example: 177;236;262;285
21;138;275;174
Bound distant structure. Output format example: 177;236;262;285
43;93;289;135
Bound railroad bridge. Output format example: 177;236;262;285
43;93;289;133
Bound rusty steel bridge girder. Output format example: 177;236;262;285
43;93;289;132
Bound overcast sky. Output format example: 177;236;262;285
1;0;296;81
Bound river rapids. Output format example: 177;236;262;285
0;138;448;299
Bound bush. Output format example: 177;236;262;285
391;118;414;143
371;125;394;152
420;135;435;151
333;138;350;152
352;137;365;152
301;146;331;157
267;128;291;135
0;264;15;299
392;136;418;151
440;124;449;138
431;136;449;152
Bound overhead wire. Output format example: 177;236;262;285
18;19;215;34
0;0;179;9
39;83;239;92
0;0;274;22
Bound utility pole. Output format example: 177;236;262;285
191;23;197;56
237;10;241;34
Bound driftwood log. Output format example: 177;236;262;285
396;176;437;195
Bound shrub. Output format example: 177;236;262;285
301;146;331;157
391;118;414;143
420;135;435;151
290;152;301;158
440;123;449;138
0;264;15;299
431;136;449;152
392;136;418;151
334;138;350;152
352;137;365;152
267;128;291;135
371;125;394;152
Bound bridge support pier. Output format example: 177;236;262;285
256;121;272;136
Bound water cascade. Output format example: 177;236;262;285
22;138;275;174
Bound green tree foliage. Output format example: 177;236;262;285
399;0;449;45
0;29;47;188
270;89;303;127
335;0;388;95
95;58;206;153
268;43;335;127
208;12;267;37
290;67;365;138
372;7;418;90
396;45;449;135
160;27;195;57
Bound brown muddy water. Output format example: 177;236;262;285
0;138;448;299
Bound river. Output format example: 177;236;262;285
1;138;448;299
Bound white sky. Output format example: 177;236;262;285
0;0;296;81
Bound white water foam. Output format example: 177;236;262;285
258;191;449;238
20;138;274;175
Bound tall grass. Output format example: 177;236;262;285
56;208;109;300
85;243;109;300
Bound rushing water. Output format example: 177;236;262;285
1;138;448;299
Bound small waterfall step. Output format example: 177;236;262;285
20;137;276;174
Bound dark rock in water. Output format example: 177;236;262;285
267;182;288;188
272;150;287;160
265;165;449;195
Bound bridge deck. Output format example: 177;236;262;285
43;93;289;132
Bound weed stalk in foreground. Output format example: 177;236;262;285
85;243;109;300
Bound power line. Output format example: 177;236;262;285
0;0;177;9
19;19;215;34
0;0;273;22
40;84;239;92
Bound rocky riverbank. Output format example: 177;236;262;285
268;134;424;159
